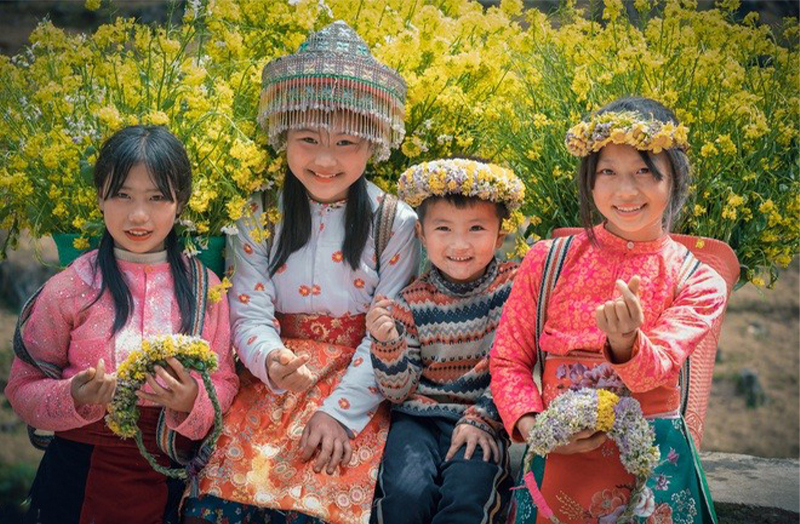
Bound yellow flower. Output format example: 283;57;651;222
85;0;101;11
596;390;619;432
73;236;90;250
145;111;170;126
715;134;737;155
751;276;765;288
700;142;718;157
602;0;624;22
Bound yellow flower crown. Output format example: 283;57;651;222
397;158;525;211
565;110;690;157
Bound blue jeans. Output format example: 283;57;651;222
371;412;512;524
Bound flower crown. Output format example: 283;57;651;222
524;388;660;523
397;158;525;211
565;110;690;157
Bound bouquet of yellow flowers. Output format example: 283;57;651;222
106;334;221;479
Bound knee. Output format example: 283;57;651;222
373;472;438;524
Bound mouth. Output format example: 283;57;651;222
310;170;340;181
613;204;646;215
447;255;473;263
125;230;153;241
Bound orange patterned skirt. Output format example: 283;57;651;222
195;313;390;524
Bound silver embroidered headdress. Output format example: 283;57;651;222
258;21;407;161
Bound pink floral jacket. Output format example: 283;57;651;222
490;225;728;441
5;250;239;440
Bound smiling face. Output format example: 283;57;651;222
285;122;371;203
591;143;672;242
98;163;179;253
416;198;506;284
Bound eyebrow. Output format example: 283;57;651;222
118;185;165;193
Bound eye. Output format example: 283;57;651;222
470;225;487;231
434;226;450;232
337;138;362;147
596;168;614;176
150;194;168;201
636;167;651;176
113;191;130;199
299;136;318;144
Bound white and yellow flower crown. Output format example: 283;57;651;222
397;158;525;211
565;110;690;157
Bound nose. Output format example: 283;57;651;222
451;234;470;252
128;203;148;224
616;172;639;197
314;150;337;170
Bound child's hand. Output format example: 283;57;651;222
136;357;198;413
551;428;607;455
366;295;399;343
299;411;353;475
515;413;538;442
70;358;117;407
266;348;315;392
595;276;644;362
445;424;501;463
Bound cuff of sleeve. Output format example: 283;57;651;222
315;406;357;438
507;404;543;443
456;416;498;439
63;381;105;425
370;323;406;355
74;402;106;424
254;347;287;394
165;372;211;440
602;330;643;369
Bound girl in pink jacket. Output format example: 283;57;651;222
5;126;238;524
491;97;727;524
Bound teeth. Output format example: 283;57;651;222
449;256;470;261
617;205;643;212
128;231;149;236
314;172;337;179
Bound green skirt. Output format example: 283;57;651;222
510;416;717;524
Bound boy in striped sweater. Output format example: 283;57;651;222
367;158;525;524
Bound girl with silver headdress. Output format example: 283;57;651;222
184;21;418;524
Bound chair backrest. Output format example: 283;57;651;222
551;227;740;447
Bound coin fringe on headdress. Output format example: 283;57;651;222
258;21;407;161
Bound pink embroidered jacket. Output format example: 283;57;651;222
490;225;728;441
5;250;239;440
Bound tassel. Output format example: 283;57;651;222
523;471;555;520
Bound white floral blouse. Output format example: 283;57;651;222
227;181;419;435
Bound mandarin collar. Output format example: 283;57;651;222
113;247;169;266
309;196;347;211
592;223;670;255
429;256;500;298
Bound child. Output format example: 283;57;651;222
490;97;728;524
5;125;239;524
184;21;419;524
367;158;525;524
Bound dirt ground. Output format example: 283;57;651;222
703;257;800;458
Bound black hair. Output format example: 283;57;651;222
268;168;372;275
576;96;691;239
416;193;510;227
90;125;194;335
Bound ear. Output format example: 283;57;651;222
495;230;507;250
97;192;105;213
414;220;426;248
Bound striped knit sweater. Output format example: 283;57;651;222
370;257;518;437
